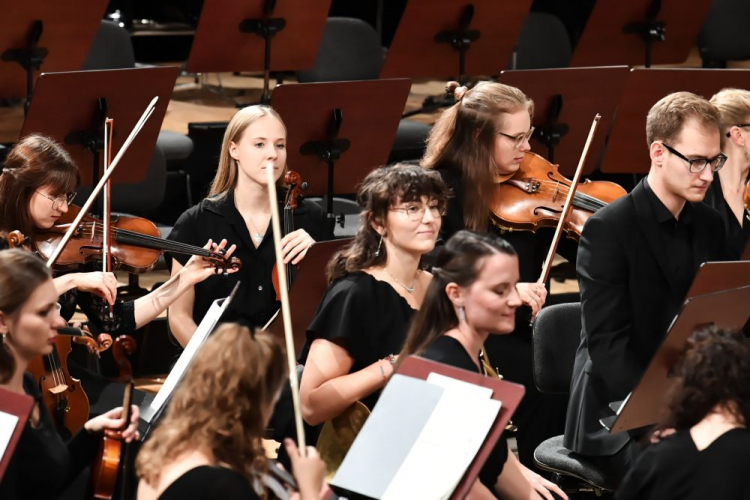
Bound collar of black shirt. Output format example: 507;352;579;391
643;177;694;227
204;188;312;221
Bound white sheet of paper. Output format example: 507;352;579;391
0;410;19;462
149;296;230;412
381;387;501;500
427;372;493;399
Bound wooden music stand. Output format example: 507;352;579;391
498;66;629;176
0;0;107;105
608;285;750;433
570;0;714;68
0;388;34;482
686;261;750;298
185;0;332;102
381;0;532;80
601;68;750;174
269;79;412;215
264;239;350;353
743;240;750;261
21;67;178;187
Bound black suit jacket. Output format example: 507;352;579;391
563;180;732;456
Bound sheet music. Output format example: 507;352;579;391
427;372;493;399
382;386;501;500
0;411;19;462
144;283;239;419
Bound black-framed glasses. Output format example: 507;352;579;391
726;123;750;137
661;143;726;173
389;202;446;222
35;191;76;210
498;126;535;149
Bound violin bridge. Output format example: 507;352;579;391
48;384;70;394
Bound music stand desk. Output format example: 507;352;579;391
0;388;34;482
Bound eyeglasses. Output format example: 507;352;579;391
36;191;75;211
661;143;726;173
726;123;750;137
498;126;535;149
389;202;446;222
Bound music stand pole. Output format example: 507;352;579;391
1;20;48;115
238;0;287;104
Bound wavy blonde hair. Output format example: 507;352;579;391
710;88;750;149
136;324;288;489
422;81;533;231
208;105;287;199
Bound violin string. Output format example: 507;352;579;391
530;179;612;208
77;223;216;257
522;185;607;212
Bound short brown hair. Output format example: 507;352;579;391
645;91;721;146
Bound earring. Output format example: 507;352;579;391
375;234;383;257
457;306;466;323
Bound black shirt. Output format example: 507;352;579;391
158;466;260;500
420;335;508;492
703;174;749;258
617;428;750;500
303;272;416;411
168;191;333;328
643;178;695;294
0;373;100;500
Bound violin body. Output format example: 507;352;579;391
272;171;305;300
491;152;626;241
27;336;90;437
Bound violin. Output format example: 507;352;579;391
491;152;627;241
34;205;242;274
89;334;136;500
26;325;112;438
0;230;29;250
271;171;306;301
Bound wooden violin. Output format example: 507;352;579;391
271;170;306;301
89;334;137;500
491;152;627;241
33;205;242;274
0;230;29;250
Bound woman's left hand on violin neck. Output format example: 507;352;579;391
84;404;140;443
281;229;315;265
178;238;239;287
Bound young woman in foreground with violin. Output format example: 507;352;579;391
422;81;569;472
708;88;750;257
167;105;333;346
136;323;328;500
0;249;139;500
299;165;447;446
400;230;567;500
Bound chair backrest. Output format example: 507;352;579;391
513;12;571;70
532;302;581;394
698;0;750;63
83;20;136;70
296;17;384;82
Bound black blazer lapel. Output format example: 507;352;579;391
631;181;683;294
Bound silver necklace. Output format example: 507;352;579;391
385;267;417;294
247;216;268;243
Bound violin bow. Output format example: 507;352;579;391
266;163;307;457
103;117;115;318
45;97;159;268
537;114;601;284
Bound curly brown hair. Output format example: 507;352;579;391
136;324;289;490
326;163;450;282
665;325;750;430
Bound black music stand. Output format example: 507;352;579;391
270;79;412;220
601;68;750;174
498;66;629;176
0;0;107;110
264;239;350;353
185;0;332;103
606;284;750;434
21;67;178;189
570;0;714;68
0;388;34;482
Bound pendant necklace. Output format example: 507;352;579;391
385;267;417;294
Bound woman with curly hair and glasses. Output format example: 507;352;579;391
617;326;750;499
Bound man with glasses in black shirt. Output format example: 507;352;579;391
563;92;737;486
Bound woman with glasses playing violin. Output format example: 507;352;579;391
708;89;750;257
421;81;573;474
0;134;237;412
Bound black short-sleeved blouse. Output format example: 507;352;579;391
420;335;509;491
303;272;416;411
703;175;749;259
617;428;750;500
167;191;333;329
